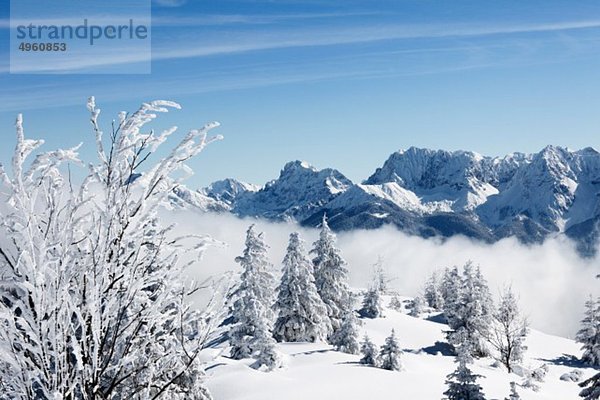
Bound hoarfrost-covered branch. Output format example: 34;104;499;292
0;98;224;400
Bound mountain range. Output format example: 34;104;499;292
173;146;600;256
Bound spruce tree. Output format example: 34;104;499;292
443;341;487;400
576;296;600;366
229;225;278;364
442;266;462;327
273;232;331;342
360;334;378;366
251;325;282;371
361;285;384;318
445;262;493;358
331;309;360;355
379;329;402;371
580;372;600;400
372;256;391;294
311;215;351;336
424;271;445;310
389;294;403;312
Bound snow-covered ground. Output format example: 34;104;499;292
205;295;596;400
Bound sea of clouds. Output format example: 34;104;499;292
167;210;600;339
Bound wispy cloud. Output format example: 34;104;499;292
153;0;187;7
148;19;600;61
152;11;382;26
1;18;599;107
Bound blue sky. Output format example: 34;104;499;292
1;0;600;187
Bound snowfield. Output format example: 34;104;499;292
206;295;595;400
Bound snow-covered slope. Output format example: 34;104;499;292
205;294;594;400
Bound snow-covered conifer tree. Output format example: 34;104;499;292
424;271;445;310
229;225;280;369
360;334;378;366
0;99;224;399
488;286;528;372
580;371;600;400
442;266;462;326
578;279;600;399
410;296;425;317
251;326;282;372
331;309;360;354
576;296;600;366
311;214;351;336
446;262;493;358
273;232;330;342
379;329;402;371
443;341;487;400
372;256;392;294
389;294;404;311
361;285;384;318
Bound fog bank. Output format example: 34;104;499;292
169;210;599;338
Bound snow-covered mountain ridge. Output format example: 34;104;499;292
180;146;600;255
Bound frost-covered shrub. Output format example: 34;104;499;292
0;98;224;399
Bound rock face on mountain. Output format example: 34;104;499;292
173;146;600;255
232;161;352;221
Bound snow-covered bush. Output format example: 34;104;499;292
519;363;548;392
531;363;549;382
273;232;330;342
560;369;583;382
520;377;540;392
0;98;225;399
